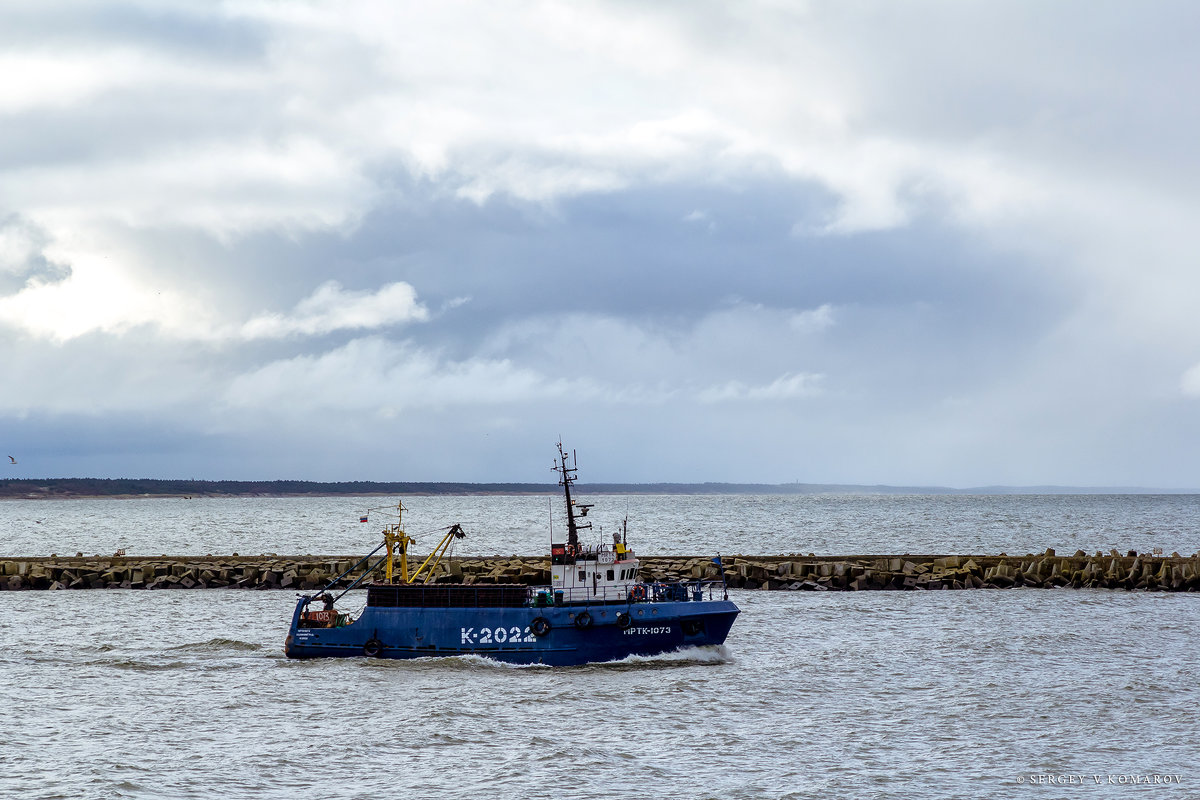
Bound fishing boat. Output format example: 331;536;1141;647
283;443;740;666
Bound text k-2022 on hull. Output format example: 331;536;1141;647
284;443;739;666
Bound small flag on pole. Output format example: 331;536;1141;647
359;516;369;523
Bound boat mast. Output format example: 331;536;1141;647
555;442;590;552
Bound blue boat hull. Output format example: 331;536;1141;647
285;599;739;667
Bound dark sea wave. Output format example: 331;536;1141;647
166;638;263;653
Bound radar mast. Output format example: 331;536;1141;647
553;441;591;553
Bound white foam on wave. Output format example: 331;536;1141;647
444;653;553;670
361;652;553;671
593;644;734;668
358;645;733;672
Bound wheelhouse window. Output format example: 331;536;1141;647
606;569;614;581
578;570;586;581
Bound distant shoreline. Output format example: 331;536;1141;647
2;478;1197;499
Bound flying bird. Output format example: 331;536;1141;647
7;456;14;464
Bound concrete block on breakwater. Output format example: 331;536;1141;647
3;551;1200;592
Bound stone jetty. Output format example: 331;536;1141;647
3;549;1200;592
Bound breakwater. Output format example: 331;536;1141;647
4;549;1200;592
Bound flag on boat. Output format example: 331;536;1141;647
359;516;369;523
712;555;722;566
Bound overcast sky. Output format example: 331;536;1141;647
3;1;1199;486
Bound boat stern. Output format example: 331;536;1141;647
283;596;307;658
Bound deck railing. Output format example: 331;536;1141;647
528;579;728;606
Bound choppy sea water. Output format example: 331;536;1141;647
3;495;1199;798
3;589;1197;799
3;492;1200;557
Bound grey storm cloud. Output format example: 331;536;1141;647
2;0;1200;486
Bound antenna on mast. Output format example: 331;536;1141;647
553;441;591;553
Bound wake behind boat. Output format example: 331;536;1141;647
283;443;739;666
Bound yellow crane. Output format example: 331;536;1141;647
380;501;466;584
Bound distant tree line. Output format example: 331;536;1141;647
0;477;937;498
0;478;558;497
4;478;1149;497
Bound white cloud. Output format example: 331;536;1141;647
0;255;427;343
0;1;1189;245
0;49;148;113
0;3;899;236
698;373;823;403
1181;364;1200;398
0;220;38;274
476;304;833;411
2;0;1179;252
0;248;197;342
240;281;427;339
222;300;835;420
790;304;835;332
0;216;62;286
221;336;586;414
7;138;372;237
